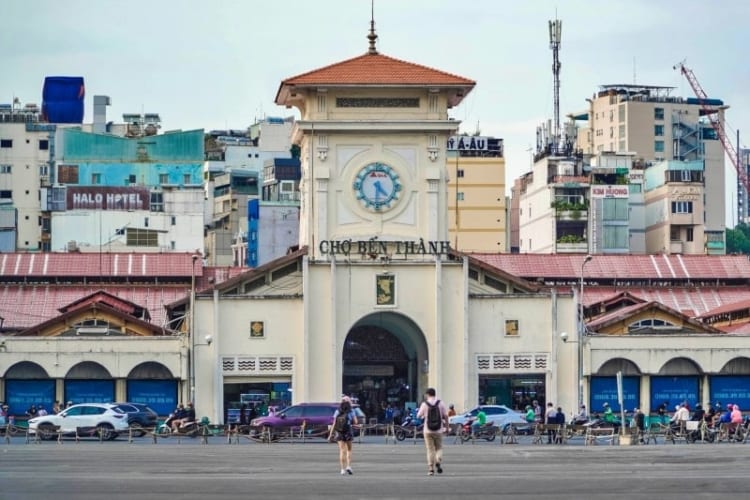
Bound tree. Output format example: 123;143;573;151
726;224;750;254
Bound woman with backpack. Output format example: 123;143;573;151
329;396;358;475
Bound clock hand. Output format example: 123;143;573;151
373;180;388;197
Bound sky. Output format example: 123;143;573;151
2;0;748;221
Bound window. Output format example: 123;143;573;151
456;192;464;201
170;216;176;226
144;217;149;228
0;190;11;199
686;227;694;242
170;241;176;250
150;191;164;212
39;164;49;176
0;164;10;174
654;125;664;136
670;226;680;240
618;124;626;137
505;319;519;336
618;140;626;152
0;139;12;148
126;228;159;247
655;140;665;153
183;174;191;185
654;107;664;120
618;105;625;122
457;169;465;178
159;173;169;184
671;201;693;214
39;139;49;150
91;173;101;184
58;164;79;184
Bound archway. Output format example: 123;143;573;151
126;362;178;416
3;362;53;417
64;361;114;404
342;312;427;422
651;357;703;411
590;358;642;413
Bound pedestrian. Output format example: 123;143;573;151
25;404;37;418
416;387;448;476
37;405;48;417
52;401;61;414
329;396;358;475
545;402;557;444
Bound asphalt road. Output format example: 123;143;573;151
1;435;749;500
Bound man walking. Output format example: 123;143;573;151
416;388;449;476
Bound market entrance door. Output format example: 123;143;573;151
342;312;427;423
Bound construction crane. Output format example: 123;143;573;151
673;61;747;196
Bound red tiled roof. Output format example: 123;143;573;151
0;284;189;331
470;254;750;280
275;52;475;104
699;298;750;318
579;286;750;316
0;253;203;279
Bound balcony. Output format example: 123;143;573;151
556;209;588;221
556;241;588;253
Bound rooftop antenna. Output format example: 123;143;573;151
548;15;562;144
633;56;637;85
367;0;378;55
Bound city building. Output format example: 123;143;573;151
0;101;54;251
44;125;205;253
573;84;727;253
446;135;507;252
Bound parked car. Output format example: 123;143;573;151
250;402;366;439
448;405;526;429
112;402;158;436
28;403;129;440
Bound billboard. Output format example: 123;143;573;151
590;376;640;413
66;186;149;211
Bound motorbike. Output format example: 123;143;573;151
157;413;200;437
394;414;423;441
459;418;496;442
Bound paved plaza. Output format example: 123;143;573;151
2;435;750;499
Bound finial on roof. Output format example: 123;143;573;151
367;0;378;55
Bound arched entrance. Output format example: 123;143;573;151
64;361;114;404
3;361;54;417
342;312;427;422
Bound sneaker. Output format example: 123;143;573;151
436;463;443;474
346;467;353;475
340;469;346;475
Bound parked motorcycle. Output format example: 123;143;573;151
394;414;423;441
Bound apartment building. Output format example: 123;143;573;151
575;84;726;252
0;102;54;251
446;135;506;252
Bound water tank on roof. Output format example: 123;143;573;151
42;76;85;123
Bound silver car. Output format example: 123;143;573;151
448;404;526;428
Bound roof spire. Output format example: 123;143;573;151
367;0;378;55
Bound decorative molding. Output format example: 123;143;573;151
476;353;548;372
221;355;294;374
427;134;439;162
316;134;328;161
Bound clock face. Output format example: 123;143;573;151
353;162;402;211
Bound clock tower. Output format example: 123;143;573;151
275;24;475;260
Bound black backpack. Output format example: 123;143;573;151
334;412;350;433
426;400;442;431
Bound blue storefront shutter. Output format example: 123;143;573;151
5;380;55;416
64;380;115;404
126;380;178;416
649;376;699;411
590;376;640;412
709;376;750;410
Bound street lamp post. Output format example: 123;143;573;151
189;254;198;405
578;254;593;410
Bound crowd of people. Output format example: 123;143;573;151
0;400;74;424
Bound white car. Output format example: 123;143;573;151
28;403;130;440
449;405;526;429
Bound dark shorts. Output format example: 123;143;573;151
335;431;353;442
